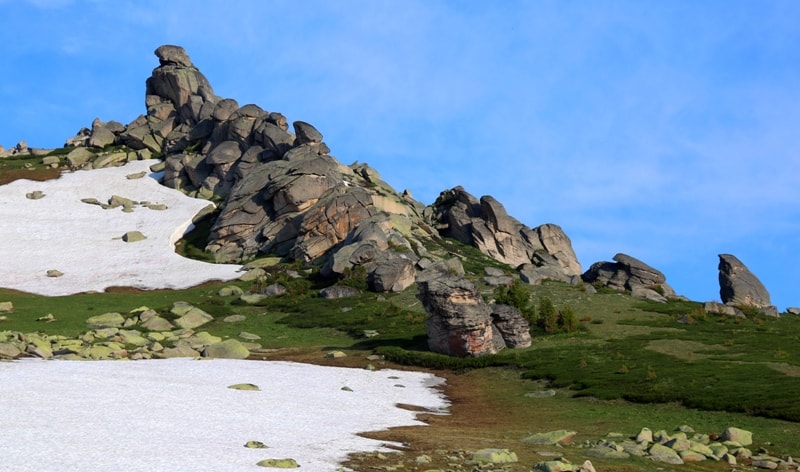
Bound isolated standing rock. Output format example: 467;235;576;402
718;254;772;308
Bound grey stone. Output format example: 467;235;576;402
203;339;250;359
140;316;175;332
718;254;772;308
66;147;94;167
86;312;126;329
0;302;13;313
292;121;323;145
319;285;360;299
122;231;147;242
649;443;684;464
370;258;416;293
174;307;213;329
720;427;753;446
522;430;577;445
472;448;518;464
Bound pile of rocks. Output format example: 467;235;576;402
0;299;264;361
526;425;798;470
581;253;676;303
425;186;582;284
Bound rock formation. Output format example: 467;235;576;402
424;186;581;282
55;45;584;300
417;260;531;356
718;254;773;309
581;253;676;302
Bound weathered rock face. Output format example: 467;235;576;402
582;253;676;302
417;261;531;357
58;45;586;297
424;187;581;281
718;254;772;308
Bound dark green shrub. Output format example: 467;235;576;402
537;296;558;333
558;305;579;332
340;265;369;291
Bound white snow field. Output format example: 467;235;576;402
0;358;448;471
0;161;449;471
0;160;242;296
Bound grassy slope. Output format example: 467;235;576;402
3;157;800;470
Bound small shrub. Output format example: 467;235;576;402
340;265;368;291
557;305;579;332
537;296;558;334
494;280;534;323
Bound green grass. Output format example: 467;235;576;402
5;234;800;464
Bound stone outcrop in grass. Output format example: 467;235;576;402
581;253;676;302
718;254;775;311
417;260;532;357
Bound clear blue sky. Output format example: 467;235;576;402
1;1;798;310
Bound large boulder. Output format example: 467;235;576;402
418;274;502;357
417;261;531;357
582;253;676;301
718;254;772;308
424;187;581;279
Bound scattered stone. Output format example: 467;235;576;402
319;285;360;299
223;314;247;323
203;339;250;359
25;190;45;200
245;441;269;449
238;332;261;341
256;458;299;468
126;171;147;179
86;312;125;329
219;286;245;297
721;427;753;446
635;427;653;443
122;231;147;242
174;307;214;329
472;448;518;464
525;390;556;398
228;383;260;391
139;316;175;331
239;293;269;304
325;351;347;359
46;269;63;277
649;443;684;464
679;450;707;462
522;430;577;446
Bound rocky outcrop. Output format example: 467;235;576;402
417;260;531;357
54;45;586;295
718;254;772;308
424;186;581;281
581;253;676;302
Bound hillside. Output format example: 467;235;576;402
1;45;800;471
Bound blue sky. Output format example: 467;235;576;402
1;1;798;310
